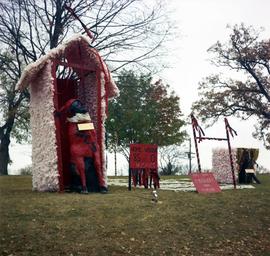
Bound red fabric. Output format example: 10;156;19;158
131;169;138;187
67;121;106;189
142;169;150;188
131;168;160;189
130;144;158;169
54;80;78;190
61;99;105;190
59;98;78;116
150;169;160;189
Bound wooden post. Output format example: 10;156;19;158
191;116;202;173
225;118;237;189
188;138;192;174
114;149;117;176
128;159;132;191
96;70;104;178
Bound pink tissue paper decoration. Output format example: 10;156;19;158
16;35;119;191
212;148;238;184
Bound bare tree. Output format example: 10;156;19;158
159;145;184;175
0;0;174;174
0;0;172;69
0;53;30;175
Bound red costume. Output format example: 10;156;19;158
60;99;106;193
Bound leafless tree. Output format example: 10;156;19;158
159;145;185;175
0;0;174;174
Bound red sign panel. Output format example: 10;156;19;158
191;172;221;193
130;144;158;169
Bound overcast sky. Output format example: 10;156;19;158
156;0;270;171
9;0;270;174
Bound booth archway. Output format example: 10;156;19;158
16;35;119;191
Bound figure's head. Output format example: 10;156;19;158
243;149;251;161
69;100;87;115
59;99;88;117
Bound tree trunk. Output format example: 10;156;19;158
0;115;15;175
0;133;10;175
114;149;117;176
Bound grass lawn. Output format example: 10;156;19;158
0;175;270;256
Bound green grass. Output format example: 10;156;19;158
1;175;270;256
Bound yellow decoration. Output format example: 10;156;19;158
245;169;255;173
77;123;94;131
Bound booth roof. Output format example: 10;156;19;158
16;34;119;98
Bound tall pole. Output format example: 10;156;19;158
114;132;118;176
225;118;237;189
193;128;201;173
189;138;192;174
114;149;117;176
191;115;202;173
128;160;132;191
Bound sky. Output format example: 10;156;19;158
8;0;270;174
159;0;270;171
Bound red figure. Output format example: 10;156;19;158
60;99;107;194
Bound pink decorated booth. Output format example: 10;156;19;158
16;35;119;192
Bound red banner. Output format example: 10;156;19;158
191;172;221;193
130;144;158;169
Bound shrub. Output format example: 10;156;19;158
19;165;32;175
